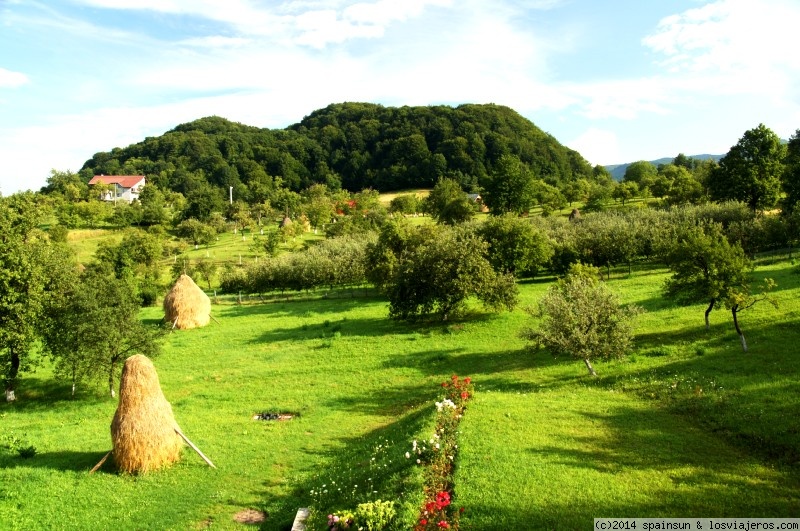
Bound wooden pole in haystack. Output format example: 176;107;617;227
99;354;215;474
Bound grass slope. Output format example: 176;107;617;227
1;263;799;529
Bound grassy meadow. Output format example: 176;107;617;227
2;245;800;529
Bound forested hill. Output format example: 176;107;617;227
79;102;593;198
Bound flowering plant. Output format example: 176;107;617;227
410;375;473;530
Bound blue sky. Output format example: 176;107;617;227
1;0;799;194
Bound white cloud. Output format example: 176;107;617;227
644;0;800;78
567;128;620;166
0;67;28;87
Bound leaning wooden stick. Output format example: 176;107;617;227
89;450;113;474
174;427;216;469
209;314;220;325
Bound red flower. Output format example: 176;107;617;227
435;491;451;509
441;382;448;388
451;374;458;381
437;521;450;528
420;519;428;525
459;507;465;513
463;377;471;385
461;391;469;400
425;502;437;514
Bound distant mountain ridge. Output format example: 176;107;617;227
605;154;723;181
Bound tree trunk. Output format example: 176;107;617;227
5;347;19;402
704;299;715;330
584;358;597;377
108;363;116;398
732;305;748;352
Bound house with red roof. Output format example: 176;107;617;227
88;175;145;203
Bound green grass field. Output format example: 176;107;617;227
2;260;799;530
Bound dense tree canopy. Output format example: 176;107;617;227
366;222;518;321
708;124;786;212
75;104;592;201
0;193;78;401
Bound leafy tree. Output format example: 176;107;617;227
482;154;537;215
781;129;800;215
673;153;697;171
665;168;704;206
138;184;170;226
388;194;420;215
0;193;78;401
193;258;219;290
41;169;88;202
302;194;335;233
477;214;553;277
183;184;225;222
109;201;143;227
583;181;613;212
41;268;164;397
250;229;282;257
709;124;786;212
650;175;672;199
176;218;217;249
521;263;642;376
423;178;474;225
370;224;518;321
623;160;658;187
535;182;567;216
661;222;775;351
612;181;639;206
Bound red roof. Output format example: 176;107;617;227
88;175;145;188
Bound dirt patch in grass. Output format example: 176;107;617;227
233;509;267;524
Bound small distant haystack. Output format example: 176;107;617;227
111;355;183;473
163;274;211;330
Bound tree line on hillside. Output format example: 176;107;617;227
3;120;800;398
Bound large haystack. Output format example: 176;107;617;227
111;355;183;473
163;274;211;330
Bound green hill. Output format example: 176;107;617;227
79;103;593;198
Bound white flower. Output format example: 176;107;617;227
405;452;411;459
435;443;440;449
416;459;421;464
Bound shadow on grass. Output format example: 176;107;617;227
0;379;110;413
255;407;432;531
0;450;109;472
593;318;800;467
248;310;501;344
216;291;385;319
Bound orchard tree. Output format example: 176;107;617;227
42;267;164;397
521;263;642;377
483;154;537;215
661;222;775;351
708;124;786;213
176;218;217;249
477;214;553;277
388;194;420;216
423;178;474;225
612;181;639;206
369;223;518;321
0;193;78;401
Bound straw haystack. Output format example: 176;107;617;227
163;274;211;330
111;355;183;473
